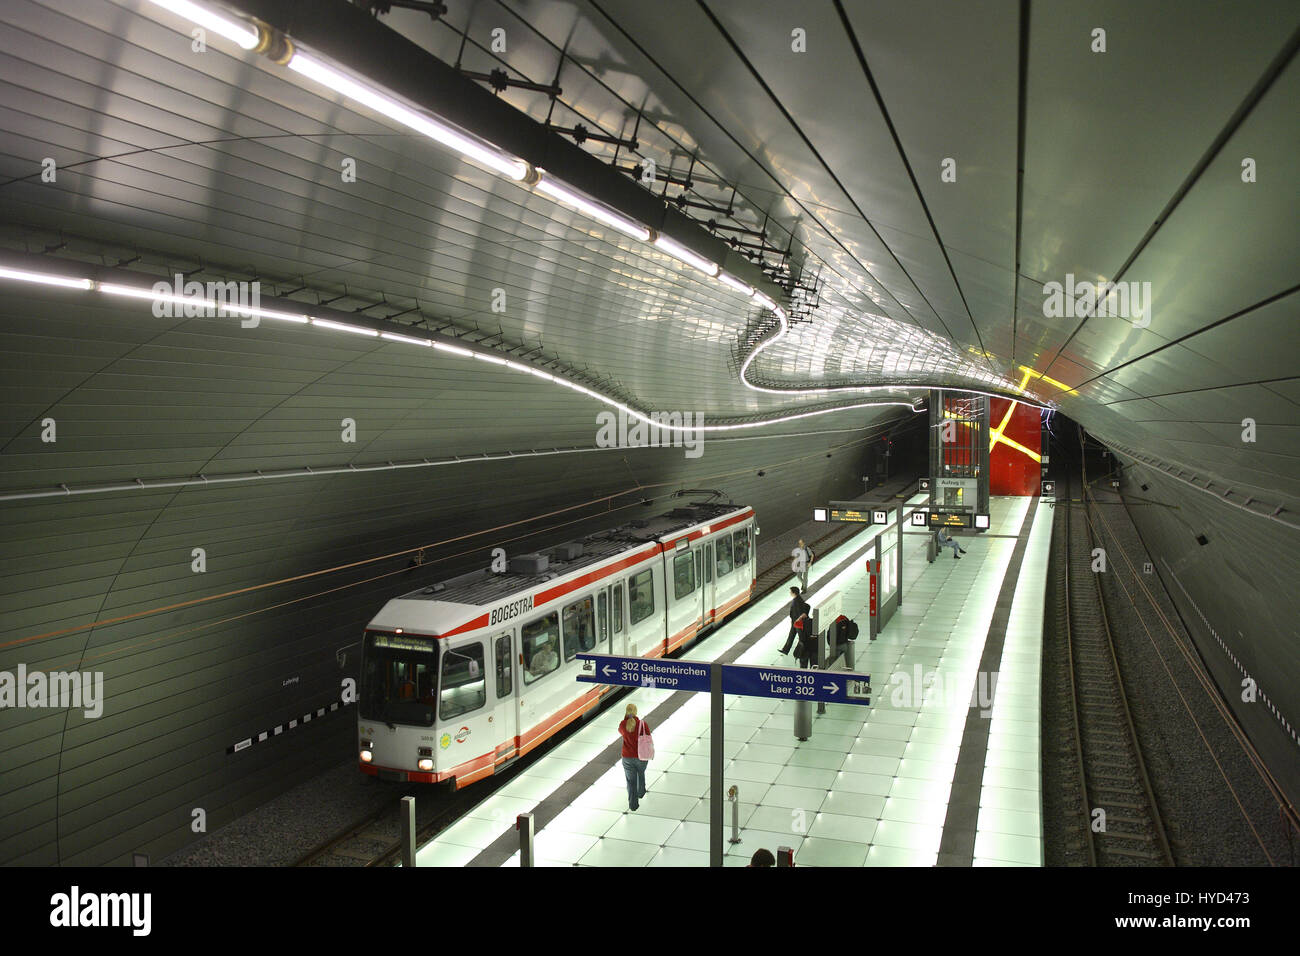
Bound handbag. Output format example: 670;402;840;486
637;718;655;761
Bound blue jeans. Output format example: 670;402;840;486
940;537;962;556
622;757;648;810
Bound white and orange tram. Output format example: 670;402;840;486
358;499;756;787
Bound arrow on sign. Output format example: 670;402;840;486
822;684;840;695
602;665;617;676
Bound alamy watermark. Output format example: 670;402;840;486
887;665;998;718
1043;273;1151;328
0;665;103;718
150;273;263;327
596;409;704;459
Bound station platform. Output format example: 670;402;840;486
413;495;1053;867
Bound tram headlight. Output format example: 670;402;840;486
360;749;373;763
418;758;434;772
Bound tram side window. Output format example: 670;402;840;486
612;582;624;634
440;642;486;720
732;528;750;568
597;592;609;644
494;634;512;699
674;551;696;599
562;596;596;661
716;534;734;576
522;614;560;684
704;544;712;583
629;569;655;626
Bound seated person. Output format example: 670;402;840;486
936;527;967;559
529;642;558;677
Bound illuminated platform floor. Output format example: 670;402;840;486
414;494;1053;867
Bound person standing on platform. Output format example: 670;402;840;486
780;586;810;655
794;538;815;591
937;527;967;559
618;703;651;812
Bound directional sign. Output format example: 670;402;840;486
722;663;871;706
575;654;712;693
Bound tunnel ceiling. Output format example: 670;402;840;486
0;0;1297;503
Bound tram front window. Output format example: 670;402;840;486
360;631;437;726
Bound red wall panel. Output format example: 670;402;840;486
989;400;1041;496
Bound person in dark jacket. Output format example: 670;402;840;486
780;587;810;655
617;703;651;811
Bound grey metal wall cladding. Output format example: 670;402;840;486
1109;458;1300;808
0;407;899;865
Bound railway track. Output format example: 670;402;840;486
295;508;885;866
1060;435;1175;866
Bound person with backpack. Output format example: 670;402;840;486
780;586;811;656
618;703;652;812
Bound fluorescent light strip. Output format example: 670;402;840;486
653;234;719;277
717;272;753;297
311;317;378;337
226;305;309;324
433;342;473;357
472;352;508;365
287;52;528;182
0;266;92;290
146;0;260;50
380;332;431;346
99;283;217;312
535;173;651;242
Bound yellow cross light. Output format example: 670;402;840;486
988;398;1042;463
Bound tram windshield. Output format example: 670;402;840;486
360;631;438;726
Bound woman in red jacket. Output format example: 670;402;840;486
618;703;651;812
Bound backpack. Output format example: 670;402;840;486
834;615;859;645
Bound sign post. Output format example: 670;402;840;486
578;653;871;867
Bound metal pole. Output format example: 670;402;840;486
896;506;904;605
517;812;534;867
728;785;742;845
814;607;826;715
710;660;724;867
400;795;416;868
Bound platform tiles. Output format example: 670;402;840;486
416;495;1053;867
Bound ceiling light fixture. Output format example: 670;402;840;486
145;0;261;50
0;266;92;290
653;235;720;277
716;272;753;297
433;342;473;357
286;51;530;182
380;331;431;346
534;172;651;242
311;317;379;337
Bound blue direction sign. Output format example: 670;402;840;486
722;664;871;705
576;654;713;693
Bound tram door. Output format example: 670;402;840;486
703;540;715;626
610;579;626;656
492;630;519;759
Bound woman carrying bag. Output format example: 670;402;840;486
618;703;653;812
